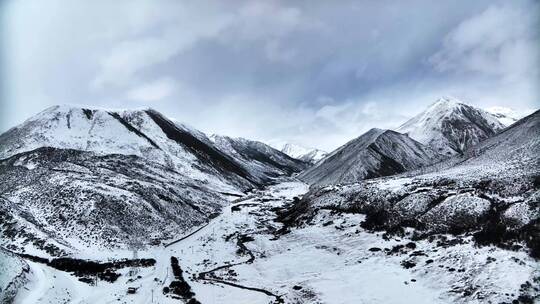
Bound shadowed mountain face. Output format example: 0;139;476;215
0;105;307;255
299;128;440;186
0;106;309;188
211;135;309;184
397;97;505;155
144;110;256;184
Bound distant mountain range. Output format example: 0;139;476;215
485;106;526;127
2;98;537;304
210;135;309;183
298;97;524;186
269;142;327;164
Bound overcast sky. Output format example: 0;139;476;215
1;0;539;151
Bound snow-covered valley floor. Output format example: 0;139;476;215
12;180;539;304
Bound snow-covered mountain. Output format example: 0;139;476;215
2;106;539;304
485;106;524;127
0;147;232;256
270;142;327;164
0;105;256;188
277;111;540;304
280;143;327;163
290;109;540;237
462;109;539;171
298;128;439;186
0;105;305;255
396;97;505;155
210;135;309;183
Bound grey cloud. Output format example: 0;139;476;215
1;0;538;151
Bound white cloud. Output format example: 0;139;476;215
2;0;538;150
93;37;180;88
92;4;233;89
429;4;538;81
126;78;175;102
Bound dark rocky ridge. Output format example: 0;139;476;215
299;128;440;186
211;135;310;184
145;109;257;185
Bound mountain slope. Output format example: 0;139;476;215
211;135;309;183
0;147;231;256
408;109;540;179
285;110;540;244
0;248;28;303
0;105;257;189
276;112;540;304
0;105;306;256
460;109;540;171
297;149;328;163
298;128;439;186
396;97;505;155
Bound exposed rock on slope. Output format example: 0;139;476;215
397;97;505;155
298;128;439;186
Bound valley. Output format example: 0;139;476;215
4;2;540;302
9;179;538;304
1;101;538;304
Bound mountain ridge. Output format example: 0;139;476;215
0;105;307;256
396;97;505;155
298;128;440;186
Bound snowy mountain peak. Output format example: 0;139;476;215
433;96;462;107
366;127;385;134
397;97;505;155
269;141;327;164
2;105;186;161
0;105;314;256
485;106;524;127
422;97;474;119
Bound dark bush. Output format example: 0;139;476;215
401;260;416;269
405;242;417;249
361;209;390;231
17;253;155;284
